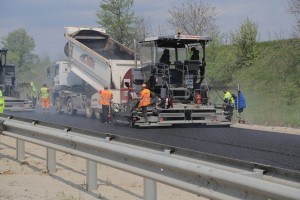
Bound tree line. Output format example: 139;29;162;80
1;0;299;74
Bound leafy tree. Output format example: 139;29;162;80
23;55;53;86
231;18;258;68
1;28;37;71
167;0;218;35
134;16;153;40
206;33;236;84
288;0;300;38
96;0;143;47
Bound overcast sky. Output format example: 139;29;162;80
0;0;296;60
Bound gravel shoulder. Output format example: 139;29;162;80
0;124;299;200
0;135;206;200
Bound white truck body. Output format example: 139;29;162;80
50;27;141;118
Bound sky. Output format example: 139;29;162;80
0;0;296;60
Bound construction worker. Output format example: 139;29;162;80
30;81;38;109
223;89;235;105
0;89;5;113
138;84;151;124
40;83;51;113
223;89;235;119
188;47;199;60
200;85;209;105
99;86;113;123
159;49;170;64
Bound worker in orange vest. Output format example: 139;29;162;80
138;84;151;124
99;86;113;123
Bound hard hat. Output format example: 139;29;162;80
142;84;147;88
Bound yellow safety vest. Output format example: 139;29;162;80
0;90;5;113
224;91;235;104
138;88;151;107
40;87;49;98
31;82;37;98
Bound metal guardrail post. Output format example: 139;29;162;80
47;148;56;172
144;178;157;200
16;139;25;160
86;160;97;191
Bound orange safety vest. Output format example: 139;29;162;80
99;89;113;105
138;88;151;107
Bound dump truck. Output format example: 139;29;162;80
49;27;232;127
0;49;34;111
47;27;143;119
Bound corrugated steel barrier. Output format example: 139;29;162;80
0;115;300;200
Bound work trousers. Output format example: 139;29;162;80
41;97;50;111
102;105;110;123
141;106;148;122
32;97;37;108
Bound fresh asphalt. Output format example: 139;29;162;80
5;105;300;172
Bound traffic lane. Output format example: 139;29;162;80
123;125;300;171
5;110;300;171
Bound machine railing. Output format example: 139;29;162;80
0;114;300;200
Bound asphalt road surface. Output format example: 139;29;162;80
5;106;300;172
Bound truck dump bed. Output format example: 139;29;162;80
64;27;138;92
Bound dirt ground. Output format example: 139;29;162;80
0;124;299;200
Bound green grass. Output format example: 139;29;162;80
206;38;300;128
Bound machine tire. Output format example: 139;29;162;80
85;99;95;119
67;98;77;115
54;97;63;114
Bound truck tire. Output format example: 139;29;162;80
85;99;95;118
95;111;101;120
95;111;105;122
67;98;77;115
54;97;63;114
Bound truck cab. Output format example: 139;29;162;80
138;33;211;102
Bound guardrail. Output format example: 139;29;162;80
1;115;300;200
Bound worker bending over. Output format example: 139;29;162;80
223;89;235;119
